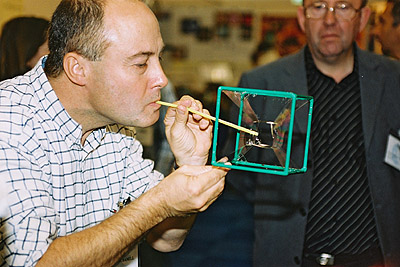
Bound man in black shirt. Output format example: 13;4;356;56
226;0;400;266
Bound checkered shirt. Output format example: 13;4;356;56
0;57;163;266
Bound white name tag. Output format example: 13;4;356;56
384;130;400;172
114;246;138;267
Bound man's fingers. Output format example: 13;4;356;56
198;178;226;212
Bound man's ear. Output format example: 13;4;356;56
297;6;306;33
359;6;372;33
63;52;89;86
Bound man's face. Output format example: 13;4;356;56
298;0;370;62
86;1;168;128
372;3;399;57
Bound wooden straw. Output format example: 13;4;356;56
156;100;259;136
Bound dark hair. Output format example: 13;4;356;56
44;0;110;78
388;0;400;27
0;17;49;81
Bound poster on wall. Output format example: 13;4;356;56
260;16;306;57
180;12;254;42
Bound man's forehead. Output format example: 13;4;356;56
103;0;158;37
304;0;363;4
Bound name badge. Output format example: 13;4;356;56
114;246;138;267
384;130;400;171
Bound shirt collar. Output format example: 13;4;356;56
33;56;84;145
35;56;108;151
304;43;359;79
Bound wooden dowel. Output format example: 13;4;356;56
156;100;259;136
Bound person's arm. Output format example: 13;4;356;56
37;164;227;266
146;161;229;252
37;96;226;266
146;215;197;252
145;163;227;252
145;95;222;252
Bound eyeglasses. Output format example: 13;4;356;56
304;1;364;20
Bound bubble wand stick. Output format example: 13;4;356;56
156;100;258;136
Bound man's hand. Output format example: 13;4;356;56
164;95;213;166
157;163;228;217
146;160;229;252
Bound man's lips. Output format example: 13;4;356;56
149;99;162;108
321;33;340;39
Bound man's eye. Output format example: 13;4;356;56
135;63;147;68
336;3;349;10
313;2;325;8
312;3;326;10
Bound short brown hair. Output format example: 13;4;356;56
44;0;110;78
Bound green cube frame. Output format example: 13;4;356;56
211;86;314;176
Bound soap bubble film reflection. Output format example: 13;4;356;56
212;86;313;175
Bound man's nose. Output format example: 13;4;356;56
155;67;168;89
323;7;337;25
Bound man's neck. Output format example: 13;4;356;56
48;75;108;145
311;47;355;83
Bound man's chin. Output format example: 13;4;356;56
315;50;344;62
136;114;160;128
321;46;344;56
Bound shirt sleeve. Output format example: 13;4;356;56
106;124;164;200
0;138;58;266
123;134;164;199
